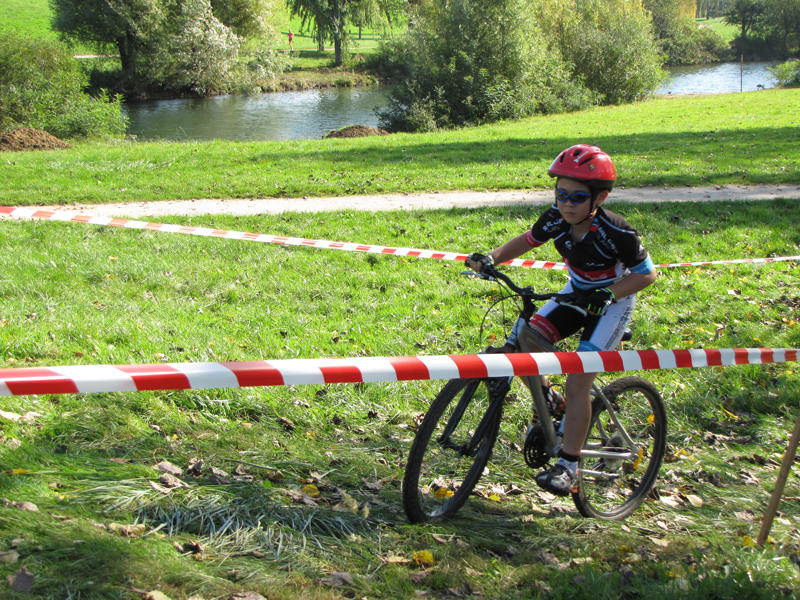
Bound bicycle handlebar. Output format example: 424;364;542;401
461;262;588;316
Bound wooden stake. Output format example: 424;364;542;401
757;408;800;545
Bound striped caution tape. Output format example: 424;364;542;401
0;348;795;397
2;207;798;271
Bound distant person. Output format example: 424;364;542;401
288;29;294;51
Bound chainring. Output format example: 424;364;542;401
523;423;550;469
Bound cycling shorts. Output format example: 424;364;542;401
529;280;636;352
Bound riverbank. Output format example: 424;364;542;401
2;89;798;206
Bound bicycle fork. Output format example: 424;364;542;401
436;377;511;457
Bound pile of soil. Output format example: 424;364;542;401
0;128;71;152
324;125;389;139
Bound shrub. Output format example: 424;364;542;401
770;58;800;85
545;0;668;104
377;0;595;132
0;30;126;139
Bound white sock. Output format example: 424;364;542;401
556;457;578;474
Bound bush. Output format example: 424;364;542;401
376;0;596;132
545;0;667;103
0;30;126;139
770;58;800;86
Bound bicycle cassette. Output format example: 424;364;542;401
523;423;550;469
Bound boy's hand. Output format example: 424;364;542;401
577;288;614;316
465;252;492;273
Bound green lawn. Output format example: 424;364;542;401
1;198;799;599
1;89;798;205
695;16;739;43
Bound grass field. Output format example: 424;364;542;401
695;16;739;43
1;197;800;599
1;89;798;205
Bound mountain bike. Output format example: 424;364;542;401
402;263;667;522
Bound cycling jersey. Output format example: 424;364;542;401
525;205;654;290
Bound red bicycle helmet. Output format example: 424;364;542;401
548;144;616;193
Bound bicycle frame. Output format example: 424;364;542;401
464;264;643;473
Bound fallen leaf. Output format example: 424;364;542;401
149;481;172;495
0;550;19;564
13;501;38;512
7;567;34;592
301;484;320;498
159;473;188;489
660;496;680;508
413;550;434;568
686;494;704;507
650;537;669;548
319;572;353;587
332;492;359;513
108;523;146;537
144;592;173;600
279;417;295;431
0;410;21;421
410;571;431;584
381;555;411;564
742;536;757;548
155;461;183;476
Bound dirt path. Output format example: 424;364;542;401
29;184;800;218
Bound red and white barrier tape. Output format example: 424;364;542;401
0;348;795;397
2;207;798;270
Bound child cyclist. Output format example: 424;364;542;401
466;144;657;496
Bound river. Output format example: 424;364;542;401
123;61;781;142
656;60;778;94
123;85;394;142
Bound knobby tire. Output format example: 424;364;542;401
402;378;503;523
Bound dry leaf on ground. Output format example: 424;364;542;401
7;567;35;592
319;572;353;587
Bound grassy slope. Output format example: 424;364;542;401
1;199;800;599
1;89;799;205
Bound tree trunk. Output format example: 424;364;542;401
334;33;343;66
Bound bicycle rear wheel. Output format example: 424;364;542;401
403;378;503;523
572;376;666;520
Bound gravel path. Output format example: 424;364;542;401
28;183;800;218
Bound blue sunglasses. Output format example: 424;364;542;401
555;188;592;205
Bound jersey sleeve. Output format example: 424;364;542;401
525;207;560;248
618;232;654;274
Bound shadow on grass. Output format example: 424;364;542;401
250;126;800;189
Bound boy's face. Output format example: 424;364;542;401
554;178;595;225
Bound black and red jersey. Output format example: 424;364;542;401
525;206;654;290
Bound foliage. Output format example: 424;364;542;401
0;29;126;138
645;0;732;64
377;0;597;132
724;0;800;58
543;0;668;104
770;57;800;83
286;0;390;66
50;0;287;96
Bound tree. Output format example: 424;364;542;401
287;0;352;65
50;0;164;77
377;0;598;132
0;29;125;138
51;0;287;95
724;0;766;40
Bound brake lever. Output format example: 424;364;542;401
460;270;496;281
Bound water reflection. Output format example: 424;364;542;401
123;86;394;142
657;61;778;94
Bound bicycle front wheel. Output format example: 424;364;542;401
572;376;667;520
403;378;503;523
